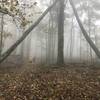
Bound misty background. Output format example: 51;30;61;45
0;0;100;64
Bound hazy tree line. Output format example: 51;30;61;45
0;0;100;65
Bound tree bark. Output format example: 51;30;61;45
69;0;100;59
57;0;65;65
0;0;58;63
0;0;4;59
0;14;4;58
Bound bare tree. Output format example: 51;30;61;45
57;0;65;65
69;0;100;59
0;0;4;58
0;14;4;58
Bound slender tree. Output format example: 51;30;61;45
0;14;4;58
57;0;65;65
69;0;100;59
70;17;74;61
0;0;4;58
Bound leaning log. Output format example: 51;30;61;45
69;0;100;58
0;0;58;63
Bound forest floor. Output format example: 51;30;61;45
0;62;100;100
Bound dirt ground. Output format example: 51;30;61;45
0;62;100;100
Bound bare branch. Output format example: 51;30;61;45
0;8;14;17
0;0;58;63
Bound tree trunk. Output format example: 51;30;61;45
70;18;74;61
0;0;4;59
69;0;100;59
0;0;58;63
0;14;4;58
57;0;65;65
87;5;92;62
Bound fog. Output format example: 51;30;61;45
0;0;100;65
1;0;100;99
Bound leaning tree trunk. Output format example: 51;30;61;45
0;0;58;64
57;0;65;65
69;0;100;59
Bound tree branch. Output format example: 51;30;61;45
0;0;58;63
0;8;14;17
